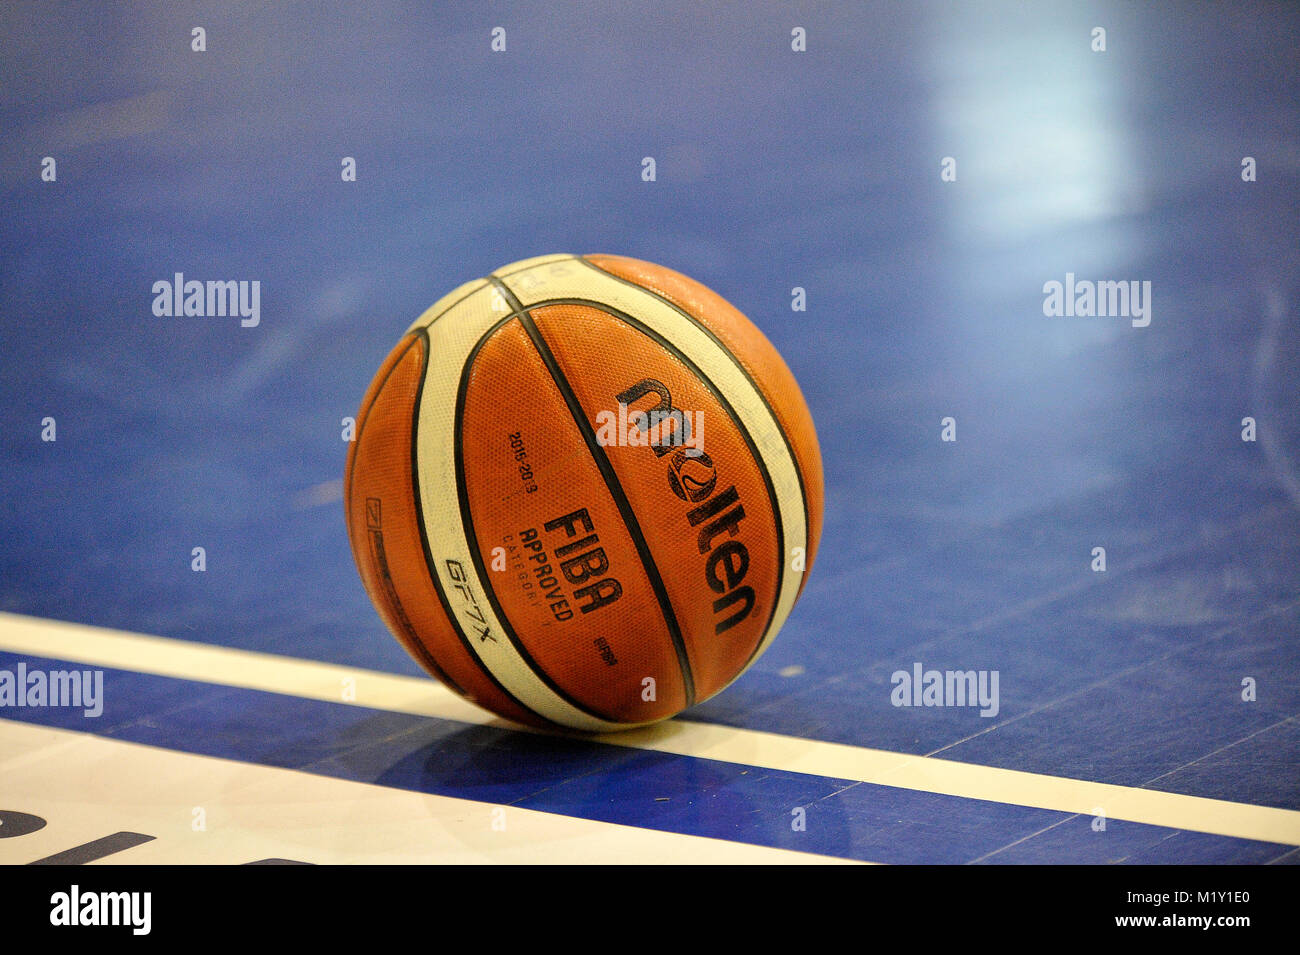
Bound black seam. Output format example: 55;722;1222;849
497;281;699;708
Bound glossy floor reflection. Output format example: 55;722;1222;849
1;2;1297;863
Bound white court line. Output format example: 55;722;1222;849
2;611;1298;847
0;720;858;864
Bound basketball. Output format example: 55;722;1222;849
344;254;823;731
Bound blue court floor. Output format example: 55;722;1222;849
1;2;1298;863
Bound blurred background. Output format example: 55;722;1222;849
1;2;1297;862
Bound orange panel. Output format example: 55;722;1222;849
529;304;781;702
459;318;687;722
344;333;551;729
583;254;824;587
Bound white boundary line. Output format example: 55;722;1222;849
0;720;859;865
2;611;1297;847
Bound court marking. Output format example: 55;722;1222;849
28;830;155;866
0;720;858;865
2;611;1297;847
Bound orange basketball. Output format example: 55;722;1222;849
344;254;823;732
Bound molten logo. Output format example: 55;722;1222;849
667;448;716;502
616;379;754;635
